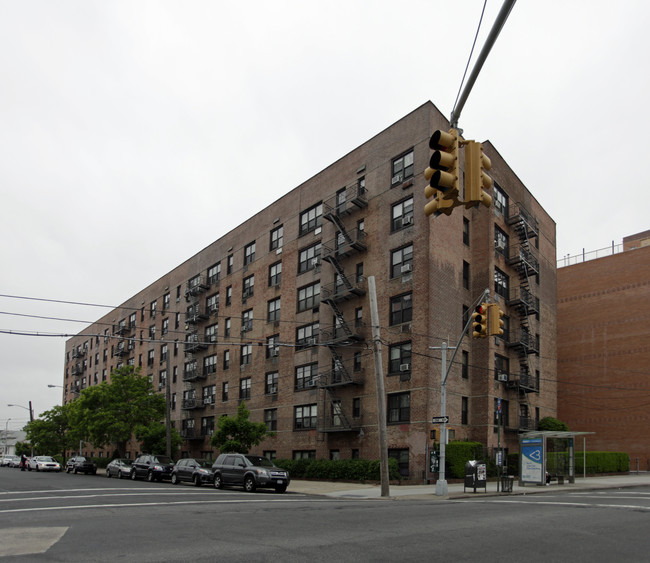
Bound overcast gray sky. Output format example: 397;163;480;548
1;0;648;431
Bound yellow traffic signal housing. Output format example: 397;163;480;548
464;140;493;209
471;303;489;338
488;304;505;337
424;129;461;217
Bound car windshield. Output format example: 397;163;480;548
38;457;56;462
245;456;274;468
154;456;173;464
197;460;212;468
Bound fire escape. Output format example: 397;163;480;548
505;203;540;431
181;275;210;440
317;181;368;432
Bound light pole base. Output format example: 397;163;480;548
435;479;448;496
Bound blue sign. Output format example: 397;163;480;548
521;438;543;483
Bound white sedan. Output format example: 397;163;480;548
27;456;62;472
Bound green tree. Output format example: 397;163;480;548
210;401;272;454
136;421;182;455
14;441;32;457
538;416;569;432
69;366;166;457
24;404;79;460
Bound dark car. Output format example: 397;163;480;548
105;458;133;479
131;454;175;482
212;453;289;493
171;458;214;487
66;456;97;475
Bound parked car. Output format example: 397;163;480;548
27;456;62;472
171;458;214;487
212;454;290;493
105;458;133;479
131;454;175;482
66;456;97;475
1;455;20;467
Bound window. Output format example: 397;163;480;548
355;307;363;327
239;377;251;400
462;350;469;379
268;261;282;287
293;450;316;460
150;300;157;318
201;416;215;436
391;196;414;231
463;261;470;290
175;312;180;329
495;225;509;257
149;325;156;340
356;262;364;283
242;275;254;299
160;344;168;363
296;322;319;349
244;241;256;265
294;404;318;429
270;225;283;251
391;243;413;277
159;370;167;389
240;343;252;366
265;372;278;395
462;397;469;425
223;350;230;370
388;342;411;374
298;242;322;273
354;351;362;371
206;293;219;315
495;354;510;381
494;267;509;299
493;183;508;217
387;392;410;423
388;448;410;477
161;318;169;336
267;298;281;322
222;381;229;401
264;409;278;431
203;354;217;375
241;309;253;333
227;254;233;275
299;203;322;236
147;350;155;367
225;286;232;306
266;334;279;358
202;385;216;405
390;293;412;325
224;318;231;338
331;400;343;427
162;293;170;311
495;398;509;428
353;397;361;418
208;262;221;284
295;362;319;390
391;149;414;186
297;282;320;312
463;218;470;246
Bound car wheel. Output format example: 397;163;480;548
117;470;123;479
73;467;78;474
171;473;179;485
193;475;201;487
36;466;40;472
131;470;137;480
106;469;111;478
244;475;256;493
147;471;154;482
275;485;287;494
213;474;223;489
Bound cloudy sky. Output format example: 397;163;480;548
1;0;648;431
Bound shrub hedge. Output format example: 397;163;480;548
274;457;401;481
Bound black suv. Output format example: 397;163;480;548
131;454;175;482
212;454;289;493
65;456;97;475
171;458;214;487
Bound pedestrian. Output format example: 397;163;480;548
545;471;551;486
20;453;27;471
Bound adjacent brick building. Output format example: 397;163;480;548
63;101;557;480
557;231;650;469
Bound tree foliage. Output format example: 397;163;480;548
68;366;166;457
136;421;182;455
210;401;271;454
538;416;569;432
25;404;79;459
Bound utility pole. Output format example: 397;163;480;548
165;349;172;457
367;276;390;497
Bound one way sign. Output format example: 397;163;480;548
431;416;449;424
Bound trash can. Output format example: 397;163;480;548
501;475;514;493
464;460;487;493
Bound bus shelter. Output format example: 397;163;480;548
519;431;594;486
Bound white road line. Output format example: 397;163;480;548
456;499;650;510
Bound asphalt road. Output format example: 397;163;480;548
1;468;649;562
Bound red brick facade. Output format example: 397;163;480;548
557;238;650;469
63;102;557;480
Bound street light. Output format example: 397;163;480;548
48;384;80;396
7;403;34;422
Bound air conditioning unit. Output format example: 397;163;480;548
270;349;279;357
203;397;213;405
306;337;316;345
497;372;508;382
306;380;316;388
403;215;413;226
311;258;320;268
400;323;412;333
399;363;411;372
400;263;412;274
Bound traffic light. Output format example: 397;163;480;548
424;128;461;217
471;303;488;338
488;304;505;337
464;140;493;209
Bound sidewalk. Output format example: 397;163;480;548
288;473;650;500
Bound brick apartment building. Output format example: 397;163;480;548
62;101;557;480
557;231;650;470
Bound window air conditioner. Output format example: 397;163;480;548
400;264;412;274
497;373;508;382
403;215;413;226
399;363;411;372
